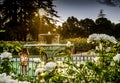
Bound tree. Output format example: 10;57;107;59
60;16;80;39
94;17;114;36
79;18;95;37
0;0;58;41
114;23;120;39
39;15;57;34
60;17;96;39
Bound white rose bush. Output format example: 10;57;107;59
0;73;30;83
87;33;117;44
0;51;13;60
86;33;120;82
49;33;120;83
34;61;57;83
0;52;31;83
0;51;16;75
113;53;120;62
87;34;117;65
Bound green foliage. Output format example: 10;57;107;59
49;75;68;83
0;39;120;82
0;0;58;41
11;74;36;83
55;34;119;83
60;16;81;38
0;41;22;54
28;46;40;55
95;18;113;35
0;57;16;75
60;37;95;52
59;16;118;40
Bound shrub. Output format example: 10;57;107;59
60;37;95;52
0;41;23;55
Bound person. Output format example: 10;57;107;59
18;48;29;75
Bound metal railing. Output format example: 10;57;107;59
0;54;94;76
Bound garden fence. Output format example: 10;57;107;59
0;54;94;76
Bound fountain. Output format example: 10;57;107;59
24;32;73;63
38;31;60;44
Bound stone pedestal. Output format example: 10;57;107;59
38;34;60;44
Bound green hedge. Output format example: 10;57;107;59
0;38;95;55
0;41;24;55
0;41;41;55
60;37;95;52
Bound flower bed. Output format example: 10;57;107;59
0;34;120;83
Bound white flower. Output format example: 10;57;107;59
0;73;6;83
10;73;15;77
66;41;72;47
87;33;117;44
19;81;30;83
35;68;45;76
113;53;120;61
93;57;100;62
90;51;96;56
106;47;111;52
1;73;7;77
8;55;12;59
87;33;98;43
33;58;41;63
45;62;57;72
0;73;31;83
95;46;99;50
99;43;103;50
110;61;115;66
110;36;117;44
0;51;12;60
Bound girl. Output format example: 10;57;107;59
18;48;29;75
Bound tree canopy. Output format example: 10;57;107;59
59;16;120;39
0;0;120;41
0;0;58;41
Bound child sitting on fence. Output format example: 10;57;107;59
18;48;29;75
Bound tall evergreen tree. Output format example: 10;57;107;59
0;0;58;41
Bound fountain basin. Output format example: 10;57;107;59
24;43;73;63
24;44;67;47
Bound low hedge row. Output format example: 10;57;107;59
60;37;95;53
0;41;23;55
0;38;95;55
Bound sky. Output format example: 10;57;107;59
54;0;120;25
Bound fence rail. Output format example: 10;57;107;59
0;54;94;76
